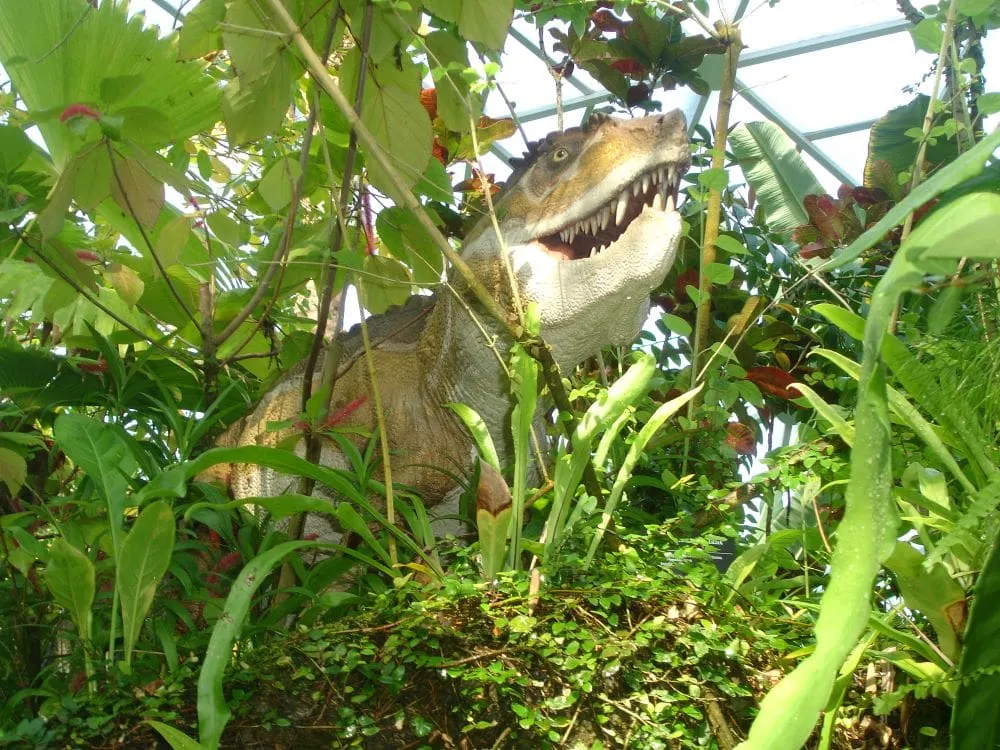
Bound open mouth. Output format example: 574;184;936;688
539;164;683;261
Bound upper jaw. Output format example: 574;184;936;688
533;160;684;262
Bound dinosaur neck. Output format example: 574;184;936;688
419;289;517;464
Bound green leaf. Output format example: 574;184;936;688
340;51;432;196
38;157;80;239
704;262;734;285
698;166;729;191
910;18;944;53
730;121;824;235
906;192;1000;261
715;234;747;255
951;530;1000;749
177;0;225;61
100;73;144;104
0;2;220;167
423;0;460;22
458;0;514;50
864;95;961;185
54;413;137;555
206;212;242;246
359;254;412;314
257;156;301;212
0;446;27;495
108;264;145;307
198;540;329;749
45;538;95;643
445;403;500;470
976;92;1000;115
118;501;176;666
221;59;294;144
74;145;113;210
426;30;479;133
661;313;692;337
146;721;205;750
883;542;964;661
0;125;32;174
508;304;540;569
110;153;164;229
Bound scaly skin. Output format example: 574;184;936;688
208;111;691;519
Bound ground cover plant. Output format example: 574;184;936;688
1;0;999;748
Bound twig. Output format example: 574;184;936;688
107;142;198;328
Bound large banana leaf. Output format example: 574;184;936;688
730;120;825;235
0;0;219;167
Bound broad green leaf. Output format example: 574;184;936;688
0;125;32;174
864;95;961;185
177;0;225;61
730;121;824;235
359;254;412;314
221;58;294;144
661;312;692;337
146;721;204;750
118;501;176;666
910;18;944;53
426;30;479;133
0;1;220;167
258;156;301;212
458;0;514;50
110;153;164;229
45;538;95;643
977;92;1000;115
108;264;145;307
698;166;729;191
951;530;1000;749
38;156;80;239
340;50;432;196
100;73;143;104
704;262;734;285
54;413;137;555
0;447;26;495
423;0;460;22
884;542;965;661
74;145;113;210
906;192;1000;261
825;126;1000;272
715;234;748;255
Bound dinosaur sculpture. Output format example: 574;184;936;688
209;110;690;522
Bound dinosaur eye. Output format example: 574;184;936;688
552;147;570;162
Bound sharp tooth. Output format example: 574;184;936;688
658;167;667;184
659;182;669;204
600;206;610;230
641;173;651;194
666;193;676;212
589;246;598;258
560;229;567;242
667;166;676;187
590;216;598;234
615;192;629;225
632;181;641;197
652;192;664;211
568;227;575;243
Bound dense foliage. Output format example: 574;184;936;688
1;0;1000;748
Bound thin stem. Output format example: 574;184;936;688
688;24;741;412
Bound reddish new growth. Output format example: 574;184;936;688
744;366;801;402
59;103;101;123
292;395;369;432
75;250;100;262
323;394;368;429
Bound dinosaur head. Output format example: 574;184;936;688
464;111;690;368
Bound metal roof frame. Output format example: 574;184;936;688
502;12;914;186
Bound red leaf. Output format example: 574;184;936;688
724;422;757;455
610;58;646;77
419;88;437;120
59;103;101;123
745;366;799;401
323;395;368;429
